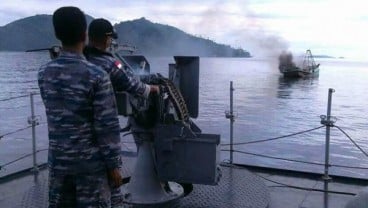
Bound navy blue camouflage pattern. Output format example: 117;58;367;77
38;50;122;174
84;46;135;208
48;171;111;208
84;46;150;98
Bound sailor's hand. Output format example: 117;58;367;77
108;168;123;188
150;85;160;94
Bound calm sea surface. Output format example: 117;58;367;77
1;52;368;178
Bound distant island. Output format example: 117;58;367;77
0;15;251;57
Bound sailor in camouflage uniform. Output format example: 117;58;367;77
38;7;123;207
84;18;159;98
84;18;159;208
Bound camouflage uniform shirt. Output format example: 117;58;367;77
38;50;121;174
84;46;150;97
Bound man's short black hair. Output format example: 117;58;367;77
53;7;86;46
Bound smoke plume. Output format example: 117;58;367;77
196;1;290;65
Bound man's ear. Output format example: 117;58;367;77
81;31;87;43
105;36;112;50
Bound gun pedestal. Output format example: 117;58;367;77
117;56;221;207
124;132;184;207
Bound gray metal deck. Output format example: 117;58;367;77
1;153;271;208
1;151;367;208
179;164;269;208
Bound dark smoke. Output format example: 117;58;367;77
196;2;289;57
278;51;296;72
279;49;311;72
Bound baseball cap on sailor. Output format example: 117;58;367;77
88;18;118;39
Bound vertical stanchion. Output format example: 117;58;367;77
29;92;39;181
225;81;235;164
320;88;335;205
230;82;234;164
322;88;335;181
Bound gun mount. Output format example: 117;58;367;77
113;51;221;207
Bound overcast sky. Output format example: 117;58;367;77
1;0;367;58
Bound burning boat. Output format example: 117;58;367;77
279;50;320;78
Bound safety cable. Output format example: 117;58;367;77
298;180;320;207
0;148;48;171
223;149;368;170
0;122;46;140
265;183;356;195
221;126;325;146
0;94;29;102
0;144;135;172
335;125;368;157
330;164;368;170
0;126;33;140
221;162;356;196
0;104;32;110
256;173;355;196
222;149;326;166
0;92;40;103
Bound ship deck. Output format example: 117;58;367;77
1;141;366;208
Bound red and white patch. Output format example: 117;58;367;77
114;61;122;69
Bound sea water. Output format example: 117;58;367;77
1;52;368;178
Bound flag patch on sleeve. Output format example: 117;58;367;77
114;61;122;69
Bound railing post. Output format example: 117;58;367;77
322;88;335;181
225;81;235;164
29;92;39;181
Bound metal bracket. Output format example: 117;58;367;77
27;116;40;126
320;115;336;127
225;111;236;121
322;175;332;181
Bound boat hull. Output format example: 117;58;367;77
279;49;320;78
282;67;319;78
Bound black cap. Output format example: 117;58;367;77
88;18;118;39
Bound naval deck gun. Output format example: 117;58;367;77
26;46;222;207
112;50;222;207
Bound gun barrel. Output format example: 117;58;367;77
25;48;52;52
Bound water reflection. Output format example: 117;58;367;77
277;76;319;99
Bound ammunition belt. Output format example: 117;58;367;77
160;78;189;122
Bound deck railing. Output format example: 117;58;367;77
1;84;368;185
224;82;368;181
0;92;45;182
